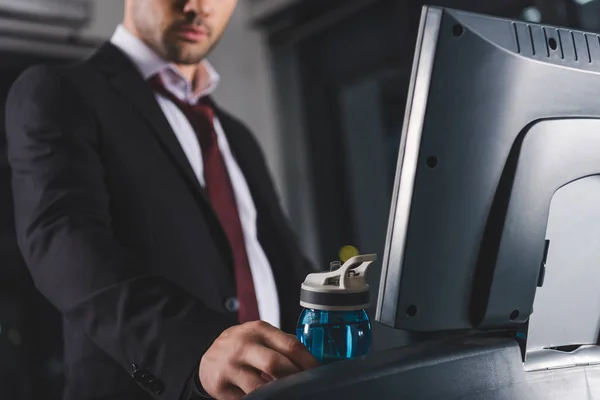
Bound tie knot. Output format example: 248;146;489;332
149;74;217;147
149;74;214;113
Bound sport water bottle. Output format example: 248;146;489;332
296;254;376;364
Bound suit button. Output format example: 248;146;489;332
148;378;165;394
131;364;156;388
140;372;152;385
132;364;148;383
224;297;239;313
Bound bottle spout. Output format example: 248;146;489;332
330;261;342;271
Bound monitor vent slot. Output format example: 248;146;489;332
513;22;521;54
512;21;599;64
511;23;540;56
571;31;578;61
529;25;535;56
584;34;592;63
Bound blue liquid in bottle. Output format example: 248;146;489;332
297;308;372;364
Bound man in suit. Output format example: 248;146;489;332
4;0;319;399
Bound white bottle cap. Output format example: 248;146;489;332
300;254;377;311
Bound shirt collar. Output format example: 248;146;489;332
110;24;220;103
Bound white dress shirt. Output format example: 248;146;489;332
110;25;280;328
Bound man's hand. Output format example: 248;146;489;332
199;321;319;400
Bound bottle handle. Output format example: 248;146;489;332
339;254;377;289
303;254;377;288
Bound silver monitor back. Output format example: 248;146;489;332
375;6;600;358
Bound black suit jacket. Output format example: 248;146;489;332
5;43;313;400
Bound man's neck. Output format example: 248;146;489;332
175;63;198;83
175;62;209;94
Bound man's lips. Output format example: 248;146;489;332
176;25;208;42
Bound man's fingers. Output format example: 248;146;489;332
221;385;247;400
231;367;268;395
259;327;320;370
261;372;275;382
201;322;319;400
242;343;301;379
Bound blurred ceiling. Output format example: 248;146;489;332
0;0;91;29
0;0;98;62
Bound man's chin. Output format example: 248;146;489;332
167;43;210;64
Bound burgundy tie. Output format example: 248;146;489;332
149;75;260;323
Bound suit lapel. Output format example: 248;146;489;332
89;43;213;206
87;43;234;268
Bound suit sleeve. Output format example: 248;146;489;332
5;65;235;399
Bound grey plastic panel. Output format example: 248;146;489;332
475;120;600;328
526;176;600;353
376;6;600;332
246;334;600;400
